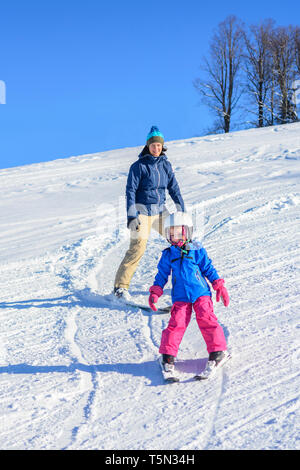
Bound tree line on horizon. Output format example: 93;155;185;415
194;16;300;134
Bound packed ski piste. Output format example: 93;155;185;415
1;122;299;449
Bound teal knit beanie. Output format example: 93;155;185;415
146;126;164;146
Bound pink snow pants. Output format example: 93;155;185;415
159;296;227;356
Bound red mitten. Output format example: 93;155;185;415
212;279;229;307
148;285;163;311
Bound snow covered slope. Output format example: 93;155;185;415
0;123;299;449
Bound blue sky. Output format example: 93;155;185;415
0;0;299;169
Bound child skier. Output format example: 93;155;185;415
148;212;230;381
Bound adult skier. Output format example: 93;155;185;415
148;212;230;381
114;126;185;300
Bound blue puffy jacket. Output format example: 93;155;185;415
153;242;220;303
126;146;185;222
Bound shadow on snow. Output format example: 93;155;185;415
0;289;221;384
0;359;208;386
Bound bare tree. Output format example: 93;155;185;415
194;15;245;133
243;20;275;127
292;26;300;115
294;26;300;75
269;26;298;123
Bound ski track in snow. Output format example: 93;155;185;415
0;123;299;449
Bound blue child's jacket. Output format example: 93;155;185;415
153;242;220;303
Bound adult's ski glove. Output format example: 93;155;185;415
127;216;141;231
148;285;163;311
212;279;229;307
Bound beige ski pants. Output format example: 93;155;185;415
114;212;169;289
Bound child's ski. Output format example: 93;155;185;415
194;352;231;381
158;357;179;383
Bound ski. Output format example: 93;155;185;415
76;290;171;314
158;356;180;383
194;352;231;381
117;296;172;314
126;301;172;314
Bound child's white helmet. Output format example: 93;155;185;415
164;212;193;244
